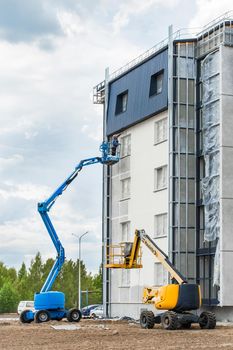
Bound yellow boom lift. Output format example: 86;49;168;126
106;229;216;330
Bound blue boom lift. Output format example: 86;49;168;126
20;141;120;323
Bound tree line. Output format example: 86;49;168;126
0;253;102;313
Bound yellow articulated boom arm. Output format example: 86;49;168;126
106;228;186;284
106;229;201;312
105;229;214;330
136;229;186;285
136;230;201;311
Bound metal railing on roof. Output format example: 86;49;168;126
108;11;233;83
109;36;168;82
196;12;233;57
197;11;233;38
93;11;233;103
108;27;203;82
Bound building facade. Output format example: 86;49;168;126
94;13;233;320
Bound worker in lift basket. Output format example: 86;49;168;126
111;134;120;156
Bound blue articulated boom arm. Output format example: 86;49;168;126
38;141;119;293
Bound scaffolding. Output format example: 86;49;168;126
196;12;233;58
93;80;105;104
168;35;197;284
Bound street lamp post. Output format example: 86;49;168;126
72;231;89;310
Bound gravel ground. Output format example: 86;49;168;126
0;316;233;350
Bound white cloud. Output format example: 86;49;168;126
81;123;102;142
0;182;51;201
24;130;39;140
0;0;62;43
112;0;179;33
0;117;40;143
57;11;85;37
0;154;24;171
189;1;232;29
0;202;102;273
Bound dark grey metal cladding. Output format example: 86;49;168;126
106;49;168;136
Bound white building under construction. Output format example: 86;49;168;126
93;13;233;320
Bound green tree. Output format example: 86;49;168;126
17;262;30;301
54;259;78;308
0;254;103;313
27;252;43;297
6;267;17;284
93;265;102;291
41;258;54;283
0;282;18;313
0;262;9;289
53;258;96;308
87;265;102;305
18;262;27;281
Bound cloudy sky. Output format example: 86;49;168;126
0;0;232;274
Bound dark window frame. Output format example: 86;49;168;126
149;70;164;97
115;90;128;115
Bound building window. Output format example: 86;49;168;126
149;71;163;97
154;118;167;144
154;213;167;237
121;221;130;241
154;263;167;286
154;166;167;191
121;178;130;199
121;134;131;157
121;269;130;287
115;90;128;115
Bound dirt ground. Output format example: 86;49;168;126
1;316;233;350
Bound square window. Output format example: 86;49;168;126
154;263;167;286
154;118;167;144
121;134;131;157
121;221;130;241
121;269;130;287
121;178;130;199
154;213;167;237
115;90;128;115
149;71;163;97
154;166;167;191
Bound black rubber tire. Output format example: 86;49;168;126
91;313;96;319
181;322;192;329
199;311;216;329
161;311;178;330
140;311;155;329
35;310;50;323
19;310;33;324
67;308;82;322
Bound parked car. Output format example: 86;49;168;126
90;305;104;319
17;301;34;314
81;304;100;317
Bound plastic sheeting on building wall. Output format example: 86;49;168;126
201;50;220;286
